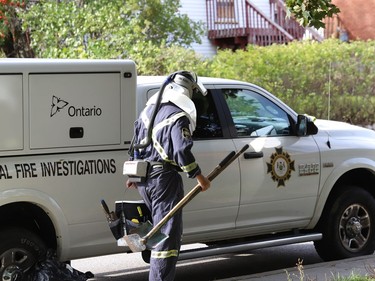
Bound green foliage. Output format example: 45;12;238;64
21;0;204;59
285;0;340;28
118;39;375;126
129;42;211;76
5;0;342;58
332;275;375;281
0;0;24;40
0;0;33;57
284;259;375;281
208;39;375;126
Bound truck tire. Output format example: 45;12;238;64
0;227;47;280
314;186;375;261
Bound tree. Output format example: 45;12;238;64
0;0;33;57
20;0;205;58
285;0;340;28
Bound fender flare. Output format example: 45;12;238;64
307;157;375;229
0;188;70;259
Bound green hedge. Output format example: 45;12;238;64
136;39;375;126
209;39;375;125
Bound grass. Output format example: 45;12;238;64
285;259;375;281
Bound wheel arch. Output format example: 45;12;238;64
312;167;375;230
0;202;57;250
0;189;70;259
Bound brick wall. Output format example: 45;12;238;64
333;0;375;40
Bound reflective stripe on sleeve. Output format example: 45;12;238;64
141;109;150;128
180;162;198;173
151;249;179;259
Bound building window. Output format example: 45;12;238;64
217;0;235;19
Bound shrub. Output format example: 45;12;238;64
134;39;375;126
208;39;375;125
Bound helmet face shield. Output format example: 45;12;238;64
195;79;207;96
171;71;207;97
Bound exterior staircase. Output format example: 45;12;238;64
206;0;323;50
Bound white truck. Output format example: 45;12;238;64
1;59;375;279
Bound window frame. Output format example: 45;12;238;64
216;0;235;20
213;86;293;138
192;88;232;140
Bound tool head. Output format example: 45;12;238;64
123;221;169;252
124;233;147;252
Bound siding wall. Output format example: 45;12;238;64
179;0;218;57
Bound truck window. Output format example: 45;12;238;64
192;90;223;139
223;89;291;137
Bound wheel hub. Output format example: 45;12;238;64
2;265;21;281
1;248;31;281
339;203;371;252
346;217;362;238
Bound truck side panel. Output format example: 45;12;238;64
0;74;23;151
29;73;122;148
0;59;138;262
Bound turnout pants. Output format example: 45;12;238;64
137;170;184;281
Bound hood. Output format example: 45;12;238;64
315;119;375;140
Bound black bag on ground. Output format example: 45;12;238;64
15;250;94;281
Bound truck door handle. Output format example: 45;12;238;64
244;151;264;159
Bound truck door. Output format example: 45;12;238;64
182;87;240;239
216;85;321;233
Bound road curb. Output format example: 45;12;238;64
217;255;375;281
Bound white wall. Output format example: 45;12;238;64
179;0;218;57
251;0;271;18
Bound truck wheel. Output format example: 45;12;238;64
0;228;47;280
314;186;375;261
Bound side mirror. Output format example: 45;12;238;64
296;115;318;136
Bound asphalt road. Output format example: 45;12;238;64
71;242;323;280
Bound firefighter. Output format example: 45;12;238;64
127;71;211;281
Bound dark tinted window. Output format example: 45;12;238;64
192;90;223;139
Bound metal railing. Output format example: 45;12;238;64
269;0;305;39
206;0;324;47
323;14;346;40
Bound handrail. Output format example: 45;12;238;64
270;0;323;41
205;0;330;47
206;0;297;46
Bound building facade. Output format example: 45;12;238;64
179;0;320;57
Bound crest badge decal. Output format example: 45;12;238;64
267;147;295;187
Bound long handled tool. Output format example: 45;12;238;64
124;144;249;252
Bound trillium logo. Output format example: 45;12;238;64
50;95;103;117
50;95;69;117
